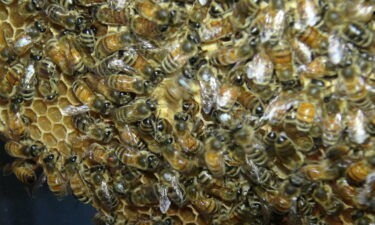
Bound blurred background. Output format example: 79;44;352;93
0;140;96;225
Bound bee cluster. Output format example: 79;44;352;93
0;0;375;224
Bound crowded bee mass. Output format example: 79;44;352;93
0;0;375;224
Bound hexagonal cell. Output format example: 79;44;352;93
37;116;52;132
42;133;57;148
57;80;67;96
29;124;42;140
178;207;196;223
0;6;8;21
63;115;75;131
31;100;47;115
47;107;62;123
52;124;67;140
57;141;71;157
23;109;37;122
8;9;25;28
1;22;14;38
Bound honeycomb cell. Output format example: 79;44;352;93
8;9;25;28
29;124;42;140
32;100;47;115
0;5;8;21
57;80;67;96
178;207;196;223
47;107;62;123
52;124;67;140
24;109;37;122
63;115;75;131
42;133;57;148
37;116;52;132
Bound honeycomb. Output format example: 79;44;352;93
0;0;375;225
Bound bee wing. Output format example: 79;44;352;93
347;109;368;144
171;177;184;203
61;104;91;116
198;73;219;114
158;185;171;214
246;52;274;84
328;32;347;65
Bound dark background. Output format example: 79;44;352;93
0;140;96;225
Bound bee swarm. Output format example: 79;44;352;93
0;0;375;224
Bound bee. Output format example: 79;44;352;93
17;61;37;102
0;63;24;98
77;27;96;52
292;0;323;29
72;79;114;115
271;179;302;214
37;78;59;102
215;83;241;112
65;156;93;204
242;158;278;190
186;179;221;215
94;5;129;26
129;184;159;207
159;168;187;206
95;31;135;58
231;0;259;28
266;40;297;88
275;135;304;171
73;113;113;143
312;184;344;215
340;21;374;52
7;159;37;184
83;73;134;105
245;50;274;86
301;164;339;181
294;26;328;55
345;0;375;23
90;167;119;211
296;102;316;132
117;123;147;150
45;4;84;31
160;38;198;74
92;212;115;225
182;98;200;117
198;16;233;43
321;99;344;146
339;65;373;110
161;137;197;173
112;98;157;124
5;139;44;159
153;116;173;144
334;178;358;206
7;21;46;56
135;0;171;25
86;144;119;167
346;155;375;185
113;144;160;171
365;114;375;136
6;100;29;140
303;55;337;79
204;135;226;177
41;152;68;199
210;42;255;66
174;112;202;155
35;58;56;79
106;74;151;95
131;15;169;40
197;65;219;114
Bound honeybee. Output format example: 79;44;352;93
91;49;137;77
73;113;114;143
296;102;316;132
37;77;59;102
159;168;187;206
262;92;299;126
129;184;159;207
77;27;96;52
41;152;68;199
106;74;152;95
131;15;169;40
292;0;323;30
7;21;45;56
198;16;233;43
72;79;114;115
182;98;200;117
294;26;328;55
312;184;344;215
161;137;197;173
17;60;37;102
35;58;56;79
0;63;24;98
160;37;198;74
45;4;84;31
6;159;37;184
174;112;202;155
197;65;219;114
83;73;134;105
153;116;173;144
339;65;373;110
340;21;374;52
245;50;274;86
90;167;119;211
345;0;375;23
321;99;344;147
271;179;302;214
346;155;375;185
64;156;93;204
275;135;304;171
334;177;359;206
95;31;135;58
204;136;226;177
113;144;160;171
210;42;255;66
266;40;297;88
6;100;29;140
231;0;259;28
135;0;171;25
112;98;157;124
301;164;339;181
242;158;278;190
117;123;147;150
5;139;44;159
94;5;130;26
